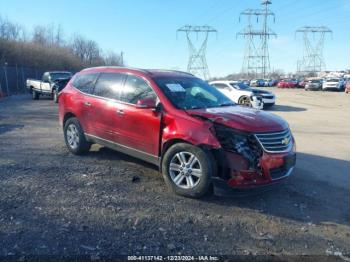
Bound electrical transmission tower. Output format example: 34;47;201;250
177;25;217;80
296;26;332;75
237;0;277;78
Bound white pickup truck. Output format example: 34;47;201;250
26;71;72;102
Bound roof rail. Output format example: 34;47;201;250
80;66;149;74
144;69;194;76
80;67;195;77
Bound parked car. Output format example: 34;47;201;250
345;82;350;94
263;79;276;87
250;79;265;87
210;81;276;108
52;78;71;103
298;80;306;88
305;79;322;91
277;79;298;88
322;78;345;91
240;79;251;86
59;67;296;198
27;71;72;100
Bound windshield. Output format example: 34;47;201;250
230;82;250;90
327;79;340;82
50;73;72;81
154;77;235;110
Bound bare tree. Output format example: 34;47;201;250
32;25;48;46
0;16;24;41
104;51;123;66
0;16;124;71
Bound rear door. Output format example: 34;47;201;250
116;74;161;157
71;73;100;135
89;73;126;142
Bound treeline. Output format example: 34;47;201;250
0;15;123;71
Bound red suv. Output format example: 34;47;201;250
59;67;296;198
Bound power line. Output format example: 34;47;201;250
177;25;217;80
296;26;333;74
237;0;277;78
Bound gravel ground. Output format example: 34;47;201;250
0;90;349;257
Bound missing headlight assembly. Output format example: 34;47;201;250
213;124;263;170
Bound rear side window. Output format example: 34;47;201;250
212;83;230;90
93;73;125;100
72;73;99;94
120;75;156;104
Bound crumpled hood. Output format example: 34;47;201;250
186;106;288;133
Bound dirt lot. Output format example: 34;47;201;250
0;89;350;257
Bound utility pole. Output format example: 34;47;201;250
177;25;217;80
237;0;277;78
120;51;124;66
296;26;332;75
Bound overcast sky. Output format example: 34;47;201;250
1;0;349;77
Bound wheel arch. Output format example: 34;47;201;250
160;138;218;174
63;112;76;126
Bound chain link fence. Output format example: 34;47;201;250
0;65;46;97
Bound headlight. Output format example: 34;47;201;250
213;124;263;169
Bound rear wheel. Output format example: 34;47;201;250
162;143;215;198
32;89;39;100
64;117;91;155
53;90;59;103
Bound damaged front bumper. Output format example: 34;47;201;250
224;151;296;189
212;124;296;190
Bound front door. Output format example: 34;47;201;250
41;72;51;93
116;74;161;157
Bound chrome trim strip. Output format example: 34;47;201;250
85;133;160;165
258;134;292;141
271;167;294;181
255;130;290;136
254;129;293;154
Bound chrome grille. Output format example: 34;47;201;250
255;129;292;153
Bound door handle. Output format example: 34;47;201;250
84;101;92;107
117;109;125;116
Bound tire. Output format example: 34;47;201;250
161;143;215;198
238;96;251;106
63;117;91;155
32;89;39;100
53;90;58;103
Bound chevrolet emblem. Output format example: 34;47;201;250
282;137;290;145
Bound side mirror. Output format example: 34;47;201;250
136;97;157;109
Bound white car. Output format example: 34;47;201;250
322;78;345;91
210;81;276;108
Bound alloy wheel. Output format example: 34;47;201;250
239;96;251;106
169;152;202;189
66;124;80;150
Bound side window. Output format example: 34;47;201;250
42;72;50;82
120;75;156;104
213;84;230;90
93;73;125;100
72;73;99;94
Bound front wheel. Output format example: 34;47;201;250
162;143;215;198
64;117;91;155
238;96;251;106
